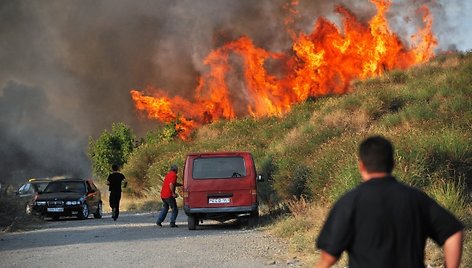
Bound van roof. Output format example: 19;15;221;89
186;151;251;157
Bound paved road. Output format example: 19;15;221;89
0;211;291;268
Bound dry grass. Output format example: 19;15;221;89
0;194;44;232
268;199;344;266
322;109;369;132
195;125;221;140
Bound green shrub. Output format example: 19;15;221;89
427;179;469;222
88;122;136;180
288;165;313;200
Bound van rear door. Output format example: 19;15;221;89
185;153;256;209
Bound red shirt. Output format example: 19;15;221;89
160;170;177;198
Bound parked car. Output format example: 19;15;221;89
183;151;263;230
16;178;51;215
33;178;102;220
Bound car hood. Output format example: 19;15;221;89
36;192;85;201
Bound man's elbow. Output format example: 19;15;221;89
315;250;338;268
443;230;463;268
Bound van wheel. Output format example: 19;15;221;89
188;215;197;230
247;211;259;228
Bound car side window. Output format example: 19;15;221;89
89;181;97;191
85;181;92;192
17;184;26;194
22;183;31;194
26;184;34;194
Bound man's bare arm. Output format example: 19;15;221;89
315;250;338;268
170;183;177;197
443;230;463;268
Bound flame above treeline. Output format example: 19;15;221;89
130;0;437;140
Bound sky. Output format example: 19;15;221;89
0;0;471;184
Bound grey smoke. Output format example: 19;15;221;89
0;81;90;182
0;0;470;184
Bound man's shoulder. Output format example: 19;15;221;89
109;172;125;179
334;186;363;207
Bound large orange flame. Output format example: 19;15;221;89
131;0;437;140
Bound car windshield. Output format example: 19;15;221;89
43;181;85;194
35;182;49;192
192;156;246;179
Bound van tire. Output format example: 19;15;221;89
188;215;197;230
247;211;259;227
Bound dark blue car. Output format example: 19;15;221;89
33;178;102;220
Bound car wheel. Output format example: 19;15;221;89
188;214;197;230
93;202;102;219
78;203;89;220
25;203;33;215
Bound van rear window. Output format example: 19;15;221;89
192;157;247;179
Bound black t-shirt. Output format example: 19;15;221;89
107;172;126;193
316;176;463;268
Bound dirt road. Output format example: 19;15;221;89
0;211;295;268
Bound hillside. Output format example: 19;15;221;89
121;51;471;266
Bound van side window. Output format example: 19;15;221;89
193;157;247;179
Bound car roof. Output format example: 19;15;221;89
48;178;87;182
28;178;52;183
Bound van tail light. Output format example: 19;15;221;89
251;189;257;203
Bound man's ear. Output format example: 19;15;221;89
358;160;368;181
358;160;365;172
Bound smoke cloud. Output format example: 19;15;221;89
0;0;470;184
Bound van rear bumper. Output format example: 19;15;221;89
184;204;257;214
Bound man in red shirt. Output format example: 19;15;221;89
156;164;180;227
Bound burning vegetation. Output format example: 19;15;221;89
130;0;437;140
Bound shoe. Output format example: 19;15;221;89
156;222;162;227
170;223;178;228
113;217;117;221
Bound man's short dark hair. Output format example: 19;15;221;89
112;164;119;171
358;136;394;173
170;164;178;172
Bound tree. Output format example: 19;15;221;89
88;123;135;180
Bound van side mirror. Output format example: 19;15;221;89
257;174;264;182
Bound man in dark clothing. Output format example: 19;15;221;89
316;136;464;268
156;164;180;227
107;164;127;221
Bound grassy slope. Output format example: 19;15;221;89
123;52;472;266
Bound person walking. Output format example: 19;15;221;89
106;164;127;221
156;164;180;227
315;135;464;268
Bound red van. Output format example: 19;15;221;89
183;151;262;230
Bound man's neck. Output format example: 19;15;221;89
361;172;390;182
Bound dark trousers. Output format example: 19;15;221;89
109;191;122;219
157;197;178;224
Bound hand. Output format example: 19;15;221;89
172;193;178;198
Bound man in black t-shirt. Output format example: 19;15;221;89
107;164;127;221
316;136;464;268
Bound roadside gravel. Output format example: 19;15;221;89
0;211;300;268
